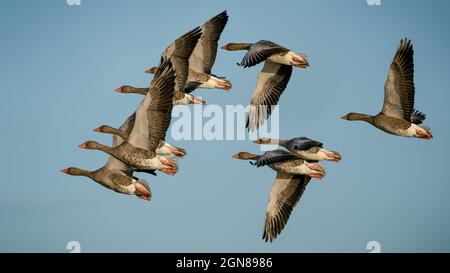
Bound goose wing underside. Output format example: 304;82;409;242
246;62;292;132
189;11;228;74
128;59;176;153
382;38;415;121
161;27;203;92
263;173;310;242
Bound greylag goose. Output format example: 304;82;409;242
221;40;309;69
341;38;432;139
61;115;152;201
232;150;325;179
94;124;186;158
115;85;206;105
232;150;325;242
146;11;232;93
79;59;179;175
221;40;309;131
254;137;341;162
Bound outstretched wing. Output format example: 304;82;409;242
263;173;311;243
128;59;176;152
189;11;228;74
252;149;299;168
246;62;292;131
288;137;323;151
161;27;203;92
382;38;415;120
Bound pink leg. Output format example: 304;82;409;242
161;159;177;169
416;129;431;140
309;173;323;180
160;168;177;176
168;146;186;157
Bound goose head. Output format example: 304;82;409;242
115;85;134;94
79;141;101;150
254;138;273;144
61;167;82;175
93;125;114;133
60;167;91;178
341;113;374;123
232;152;258;160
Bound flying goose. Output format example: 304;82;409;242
115;85;206;105
232;150;325;242
221;40;309;69
254;137;341;162
232;150;325;179
221;40;309;131
341;38;432;139
79;59;179;176
61;115;152;201
146;11;232;93
94;123;186;158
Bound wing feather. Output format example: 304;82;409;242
161;27;203;92
262;173;310;243
382;38;415;120
189;11;228;74
240;40;288;68
246;62;292;131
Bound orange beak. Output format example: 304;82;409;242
93;127;101;132
60;168;69;174
341;115;348;120
309;173;324;180
79;143;87;148
115;87;123;93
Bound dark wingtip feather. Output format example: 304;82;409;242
410;109;426;125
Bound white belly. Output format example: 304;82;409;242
123;180;137;194
296;150;325;161
293;163;312;175
144;157;164;169
393;124;419;137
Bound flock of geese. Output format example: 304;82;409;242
62;11;433;243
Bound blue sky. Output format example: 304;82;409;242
1;0;450;252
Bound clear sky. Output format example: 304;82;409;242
1;0;449;252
